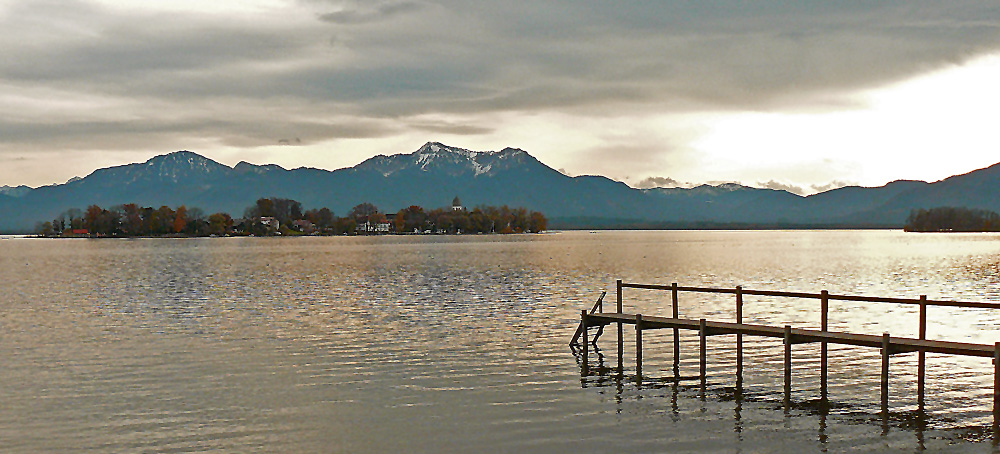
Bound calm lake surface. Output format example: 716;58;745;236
3;230;1000;453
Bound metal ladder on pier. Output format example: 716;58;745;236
570;291;606;347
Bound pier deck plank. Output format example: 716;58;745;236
586;312;995;358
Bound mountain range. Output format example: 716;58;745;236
1;142;998;233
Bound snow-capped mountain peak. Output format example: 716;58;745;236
234;161;287;175
142;151;230;181
85;150;232;185
357;142;535;178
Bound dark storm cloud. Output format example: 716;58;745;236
322;1;1000;107
11;1;1000;109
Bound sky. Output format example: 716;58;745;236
2;1;1000;195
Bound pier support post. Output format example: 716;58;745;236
881;333;890;419
918;295;927;412
581;310;589;375
736;286;743;389
699;318;708;396
635;314;643;379
994;342;999;429
821;290;829;403
784;325;792;409
672;283;680;377
617;280;623;377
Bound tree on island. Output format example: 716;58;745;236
349;202;387;234
304;207;335;231
395;205;428;233
38;197;547;237
208;212;234;236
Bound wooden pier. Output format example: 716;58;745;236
571;280;1000;428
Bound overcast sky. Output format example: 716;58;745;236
2;1;1000;194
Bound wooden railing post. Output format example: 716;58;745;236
736;286;743;388
699;318;708;397
784;325;792;409
994;342;999;429
918;295;927;411
581;310;589;375
617;280;623;377
616;280;623;313
635;313;643;379
821;290;829;402
882;333;891;418
672;283;680;377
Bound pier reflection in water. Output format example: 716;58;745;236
575;342;980;452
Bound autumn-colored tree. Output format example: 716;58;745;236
529;211;548;232
152;206;175;235
393;209;406;232
349;202;378;221
349;202;381;233
208;212;233;236
84;204;103;233
173;205;188;233
36;221;54;236
120;203;142;235
305;207;335;231
400;205;427;232
255;198;276;218
333;216;356;235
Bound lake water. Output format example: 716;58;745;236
2;230;1000;453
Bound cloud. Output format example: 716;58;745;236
633;176;684;189
318;1;424;24
8;1;1000;118
755;180;857;196
407;118;494;136
756;180;805;195
810;180;854;193
2;0;1000;186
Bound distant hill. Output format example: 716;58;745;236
1;142;998;233
0;185;30;198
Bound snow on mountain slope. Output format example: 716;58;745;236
356;142;532;178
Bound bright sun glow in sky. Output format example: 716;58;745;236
690;53;1000;190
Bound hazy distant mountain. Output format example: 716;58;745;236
0;185;30;198
1;142;999;233
869;162;1000;223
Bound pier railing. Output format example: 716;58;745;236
573;280;1000;427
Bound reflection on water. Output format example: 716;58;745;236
2;231;1000;452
